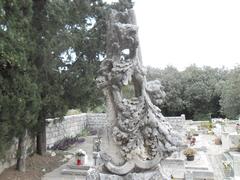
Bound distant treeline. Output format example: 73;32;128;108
146;65;240;120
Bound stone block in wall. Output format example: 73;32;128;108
45;113;107;148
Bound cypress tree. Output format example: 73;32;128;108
0;0;40;171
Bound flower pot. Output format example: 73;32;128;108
76;155;85;166
77;159;81;165
224;169;231;177
186;155;194;161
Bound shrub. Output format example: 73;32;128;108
50;137;85;151
183;148;197;156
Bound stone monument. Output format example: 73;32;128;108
88;7;181;180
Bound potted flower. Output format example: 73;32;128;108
222;160;231;177
183;148;196;161
75;149;86;166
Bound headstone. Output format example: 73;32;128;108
184;151;214;180
222;132;230;152
229;152;240;178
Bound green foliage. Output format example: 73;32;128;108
147;66;184;115
220;66;240;119
200;121;213;130
0;0;111;157
0;0;40;156
36;0;109;113
79;129;90;137
121;83;135;99
193;112;211;121
91;104;106;113
182;65;226;119
146;65;227;119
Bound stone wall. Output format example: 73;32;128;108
46;113;107;148
165;114;186;134
46;113;185;148
86;113;107;130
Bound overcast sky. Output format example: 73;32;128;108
134;0;240;70
104;0;240;70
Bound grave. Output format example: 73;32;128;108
226;151;240;179
184;151;214;180
221;132;240;152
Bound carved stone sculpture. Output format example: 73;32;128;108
92;8;181;178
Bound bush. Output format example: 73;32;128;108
50;137;85;151
183;148;197;156
193;112;211;121
200;121;213;130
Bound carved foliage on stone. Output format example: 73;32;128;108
97;8;181;174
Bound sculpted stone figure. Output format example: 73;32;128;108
91;7;181;179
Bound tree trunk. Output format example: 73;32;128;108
16;129;28;172
37;124;46;155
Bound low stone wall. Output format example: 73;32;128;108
165;114;185;125
165;114;186;134
86;113;107;130
46;113;106;148
46;113;186;148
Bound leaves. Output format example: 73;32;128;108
220;66;240;119
146;65;227;120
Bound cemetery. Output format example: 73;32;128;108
1;0;240;180
1;112;233;179
38;115;239;180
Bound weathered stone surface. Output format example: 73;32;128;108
185;151;214;180
229;151;240;178
221;132;240;152
61;168;89;176
87;166;168;180
96;7;182;175
45;113;106;148
45;113;184;149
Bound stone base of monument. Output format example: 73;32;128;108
161;157;185;179
184;151;214;180
86;166;168;180
227;151;240;178
61;164;91;176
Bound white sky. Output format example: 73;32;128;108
134;0;240;70
104;0;240;70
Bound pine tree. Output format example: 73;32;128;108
31;0;107;154
0;0;40;171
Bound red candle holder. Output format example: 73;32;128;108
77;159;81;166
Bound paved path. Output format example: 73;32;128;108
204;134;225;180
208;154;224;180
